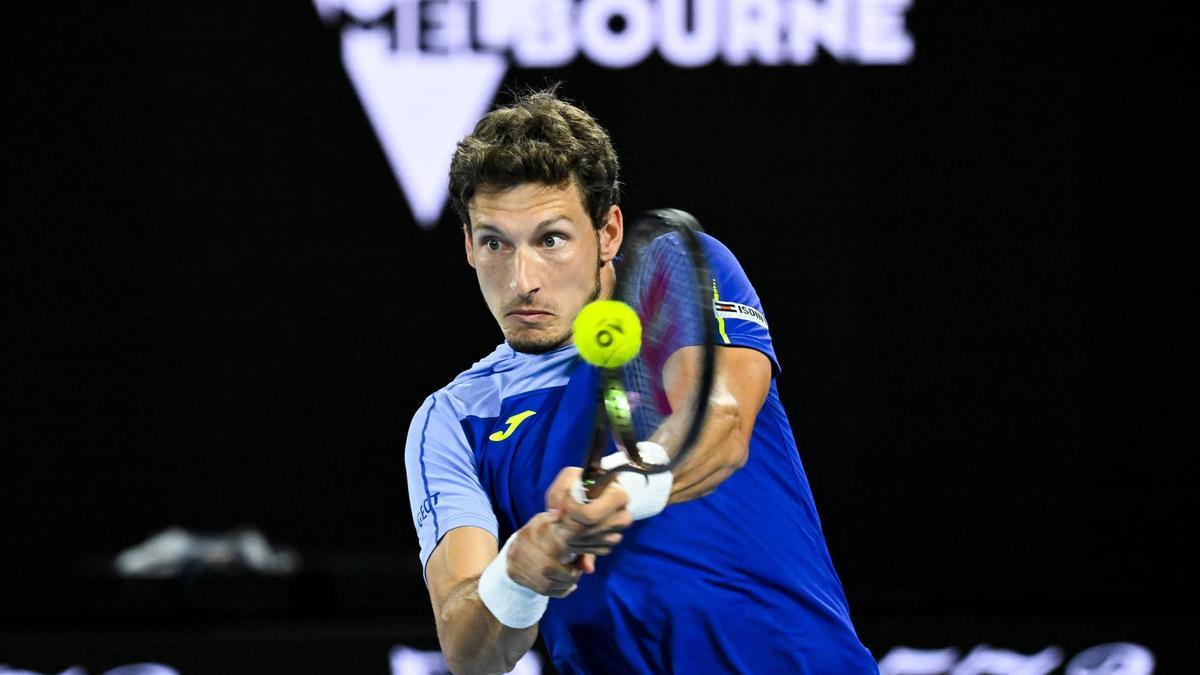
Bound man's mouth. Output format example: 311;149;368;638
507;309;554;321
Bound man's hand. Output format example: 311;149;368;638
507;467;634;595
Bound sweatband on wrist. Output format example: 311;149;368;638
571;441;673;520
477;533;548;629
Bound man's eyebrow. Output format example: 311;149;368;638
472;216;572;237
533;215;572;233
472;223;503;236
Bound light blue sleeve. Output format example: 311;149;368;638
404;393;499;582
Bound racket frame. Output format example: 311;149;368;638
579;214;717;501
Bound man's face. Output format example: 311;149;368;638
465;182;622;353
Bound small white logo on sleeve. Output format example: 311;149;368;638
713;300;768;328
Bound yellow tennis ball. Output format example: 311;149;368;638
573;300;642;368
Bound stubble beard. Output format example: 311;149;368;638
507;256;603;355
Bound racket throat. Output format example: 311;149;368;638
582;369;667;500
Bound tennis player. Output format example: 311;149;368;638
404;90;878;674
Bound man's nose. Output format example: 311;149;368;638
512;246;542;297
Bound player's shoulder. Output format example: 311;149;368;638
648;229;742;266
409;344;508;427
695;231;744;266
413;342;578;426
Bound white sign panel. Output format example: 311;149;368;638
315;0;915;227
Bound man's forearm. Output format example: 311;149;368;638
437;577;538;675
663;395;745;503
656;347;770;504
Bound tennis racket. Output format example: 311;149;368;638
578;208;717;501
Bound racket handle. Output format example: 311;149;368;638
570;442;672;521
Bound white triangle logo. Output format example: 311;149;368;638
340;31;507;228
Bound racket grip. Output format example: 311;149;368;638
570;442;672;520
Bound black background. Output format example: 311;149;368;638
5;2;1195;673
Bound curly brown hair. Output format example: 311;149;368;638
448;89;621;231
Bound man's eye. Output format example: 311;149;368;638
484;238;502;251
543;235;565;248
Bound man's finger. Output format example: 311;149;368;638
511;543;582;594
561;480;630;528
572;553;596;574
568;532;623;550
545;466;584;513
540;555;583;597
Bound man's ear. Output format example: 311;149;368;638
463;224;476;269
599;205;623;264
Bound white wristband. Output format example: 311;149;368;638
571;442;673;521
477;533;548;629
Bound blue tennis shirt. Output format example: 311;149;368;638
405;233;878;674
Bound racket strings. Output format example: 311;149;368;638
583;220;715;496
617;230;711;468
